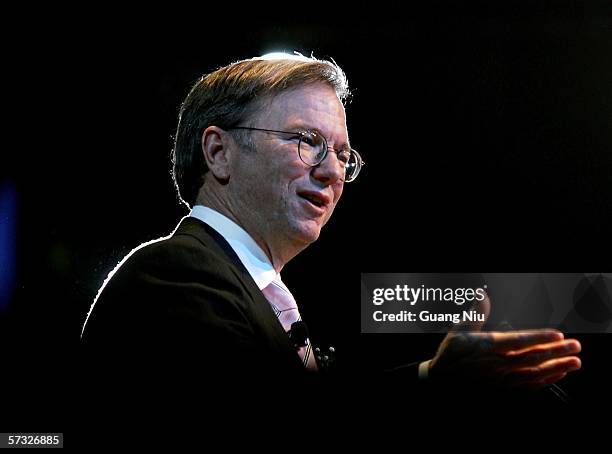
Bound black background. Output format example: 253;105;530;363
2;2;612;432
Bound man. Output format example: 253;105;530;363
81;53;581;408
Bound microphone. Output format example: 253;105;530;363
289;321;309;349
289;321;337;373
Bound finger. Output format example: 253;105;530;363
504;356;581;384
482;330;564;353
538;372;568;387
503;339;581;367
515;372;568;389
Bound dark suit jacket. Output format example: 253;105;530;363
81;215;436;423
81;216;316;410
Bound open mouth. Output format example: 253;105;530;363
301;194;325;207
297;191;330;211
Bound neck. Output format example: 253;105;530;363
195;190;303;273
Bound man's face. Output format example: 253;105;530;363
227;82;348;257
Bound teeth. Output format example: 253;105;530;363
303;195;322;206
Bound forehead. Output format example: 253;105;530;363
258;83;348;141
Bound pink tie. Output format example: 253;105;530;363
261;279;318;371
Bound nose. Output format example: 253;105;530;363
310;151;345;185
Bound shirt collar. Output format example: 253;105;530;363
190;205;278;290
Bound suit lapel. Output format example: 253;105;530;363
172;216;303;368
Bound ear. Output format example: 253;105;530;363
201;126;232;181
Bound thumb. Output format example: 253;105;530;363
452;289;491;332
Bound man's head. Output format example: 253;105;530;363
172;53;354;269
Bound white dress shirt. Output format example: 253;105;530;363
190;205;290;293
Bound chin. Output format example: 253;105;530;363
299;230;321;245
291;222;322;245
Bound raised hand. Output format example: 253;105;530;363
428;293;582;388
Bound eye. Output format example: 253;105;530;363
300;131;320;147
286;134;302;143
336;149;351;164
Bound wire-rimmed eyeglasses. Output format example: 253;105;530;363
228;126;364;182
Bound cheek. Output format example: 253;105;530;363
243;158;289;194
327;186;344;215
332;183;344;203
268;145;303;175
